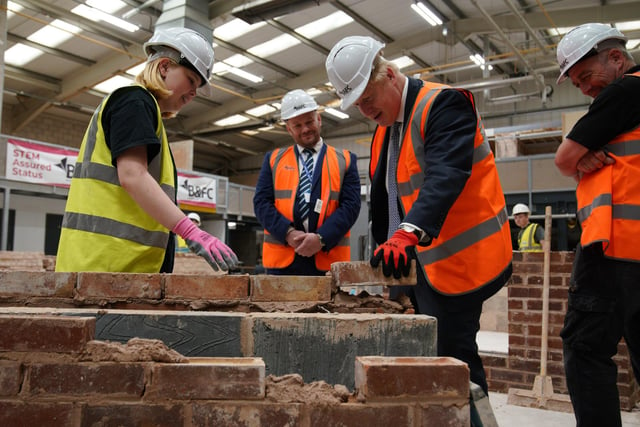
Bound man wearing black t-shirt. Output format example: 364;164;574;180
555;23;640;427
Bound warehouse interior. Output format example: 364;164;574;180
1;0;640;424
2;0;639;263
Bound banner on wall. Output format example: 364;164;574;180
5;138;217;211
6;138;78;187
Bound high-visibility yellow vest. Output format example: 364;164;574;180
56;86;176;272
518;223;543;252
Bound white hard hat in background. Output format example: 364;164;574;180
325;36;385;110
280;89;318;120
144;27;215;88
556;23;627;84
512;203;531;216
187;212;201;226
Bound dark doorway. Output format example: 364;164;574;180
45;214;63;255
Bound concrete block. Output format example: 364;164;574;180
355;356;469;401
146;357;265;400
243;313;436;390
331;261;417;287
250;275;331;302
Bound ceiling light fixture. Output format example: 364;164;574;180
469;54;493;71
325;108;349;120
411;1;442;27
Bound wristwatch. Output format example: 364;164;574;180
399;223;431;245
316;233;325;248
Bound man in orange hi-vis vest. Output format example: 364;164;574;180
326;36;512;400
253;89;361;275
555;23;640;427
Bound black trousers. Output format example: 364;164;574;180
561;244;640;427
391;282;488;395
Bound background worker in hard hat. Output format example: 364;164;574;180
176;212;202;253
554;22;640;427
56;27;238;274
512;203;544;252
325;36;512;397
253;89;361;275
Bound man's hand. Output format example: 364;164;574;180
370;229;418;279
577;150;615;174
286;229;305;249
294;233;323;257
173;217;239;271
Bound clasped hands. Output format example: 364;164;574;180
286;229;323;257
370;229;418;279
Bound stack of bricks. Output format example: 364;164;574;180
0;314;470;427
482;251;639;411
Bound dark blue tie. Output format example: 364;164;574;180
387;122;401;238
298;148;315;221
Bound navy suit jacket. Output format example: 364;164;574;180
253;143;361;273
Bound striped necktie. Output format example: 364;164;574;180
298;147;315;221
387;122;401;238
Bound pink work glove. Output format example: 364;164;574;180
172;216;239;271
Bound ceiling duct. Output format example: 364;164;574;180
232;0;325;24
155;0;212;42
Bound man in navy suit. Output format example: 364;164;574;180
253;89;361;275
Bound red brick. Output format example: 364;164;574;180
81;404;184;427
146;357;264;399
164;274;249;300
250;275;331;302
309;403;412;427
419;402;470;427
355;356;469;401
27;363;144;397
331;261;417;287
0;361;21;396
0;315;94;353
192;402;300;426
0;271;75;297
0;401;75;426
76;272;162;299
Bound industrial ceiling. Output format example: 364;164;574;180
2;0;639;176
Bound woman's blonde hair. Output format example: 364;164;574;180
134;57;178;119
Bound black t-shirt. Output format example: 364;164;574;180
101;86;161;166
567;65;640;150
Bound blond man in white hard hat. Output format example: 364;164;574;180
511;203;544;252
554;23;640;427
253;89;361;276
56;27;238;273
326;36;512;397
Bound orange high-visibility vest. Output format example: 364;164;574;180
262;145;351;271
370;82;512;295
577;72;640;262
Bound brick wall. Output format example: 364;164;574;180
3;107;87;149
482;251;640;411
0;314;469;427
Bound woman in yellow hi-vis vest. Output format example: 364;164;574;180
56;28;237;273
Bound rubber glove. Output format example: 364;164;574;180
172;216;239;271
370;229;418;279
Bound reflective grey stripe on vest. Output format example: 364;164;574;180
417;208;508;265
398;87;491;199
74;161;174;200
577;193;612;223
62;212;169;249
606;139;640;156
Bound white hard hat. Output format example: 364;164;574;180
187;212;201;225
556;23;627;84
144;27;214;88
280;89;318;120
325;36;385;110
512;203;531;216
